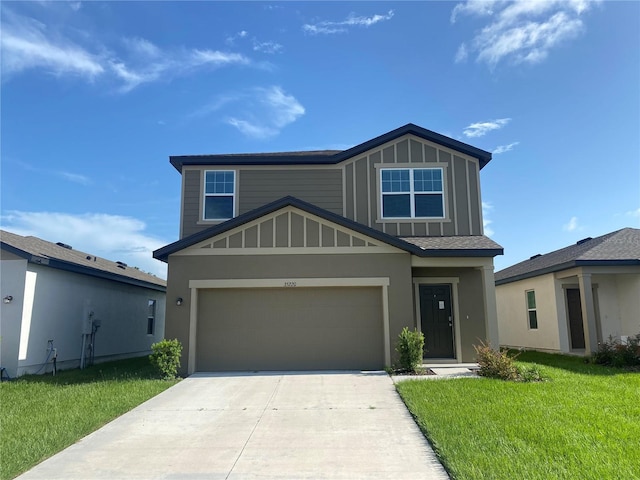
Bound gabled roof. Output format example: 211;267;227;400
170;123;493;172
1;230;166;292
495;228;640;285
153;196;503;262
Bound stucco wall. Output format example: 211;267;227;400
0;257;28;378
4;263;166;377
593;273;640;340
617;274;640;337
496;274;561;351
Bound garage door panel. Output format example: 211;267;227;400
197;287;383;371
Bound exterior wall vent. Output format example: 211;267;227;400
576;237;593;245
56;242;72;249
529;254;542;260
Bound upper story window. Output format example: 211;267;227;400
204;171;235;220
381;168;444;219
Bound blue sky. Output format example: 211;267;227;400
2;1;638;278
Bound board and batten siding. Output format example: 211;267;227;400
342;135;484;236
180;168;343;239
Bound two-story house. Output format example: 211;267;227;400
154;123;503;374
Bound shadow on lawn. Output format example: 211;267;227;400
513;350;635;377
5;357;168;386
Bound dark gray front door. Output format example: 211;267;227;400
419;284;454;358
566;288;586;349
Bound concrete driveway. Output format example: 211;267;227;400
17;371;449;479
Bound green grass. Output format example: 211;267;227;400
397;351;640;480
0;357;178;480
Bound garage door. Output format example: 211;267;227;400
196;287;384;371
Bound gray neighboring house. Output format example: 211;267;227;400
1;230;166;378
495;228;640;356
154;123;503;374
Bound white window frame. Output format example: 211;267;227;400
147;299;156;335
203;170;236;221
380;167;445;219
526;290;538;330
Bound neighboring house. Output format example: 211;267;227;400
495;228;640;356
153;123;503;374
0;230;166;378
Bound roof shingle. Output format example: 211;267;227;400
495;228;640;284
1;230;166;290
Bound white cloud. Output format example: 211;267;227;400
625;208;640;218
563;216;582;232
2;211;168;278
454;43;468;63
303;10;394;35
1;8;104;79
226;118;277;139
200;86;304;139
482;201;494;237
463;118;511;138
58;172;92;185
492;141;519;154
253;41;283;54
1;8;252;93
190;49;250;67
451;1;597;68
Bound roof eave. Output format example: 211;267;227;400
1;242;166;291
168;123;492;173
154;196;503;261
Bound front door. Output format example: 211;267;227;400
419;284;454;358
566;288;586;349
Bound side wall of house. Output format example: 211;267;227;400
0;253;28;378
14;264;166;376
496;275;561;351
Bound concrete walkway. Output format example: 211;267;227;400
17;371;449;480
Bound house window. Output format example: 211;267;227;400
381;168;444;218
526;290;538;329
147;299;156;335
204;171;235;220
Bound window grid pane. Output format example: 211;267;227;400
381;168;445;219
206;171;235;194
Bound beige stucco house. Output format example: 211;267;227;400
154;123;503;374
495;228;640;356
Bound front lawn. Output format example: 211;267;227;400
396;351;640;480
0;357;178;480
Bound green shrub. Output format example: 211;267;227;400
149;339;182;380
517;364;544;382
474;341;519;381
474;341;545;382
395;327;425;373
592;334;640;368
